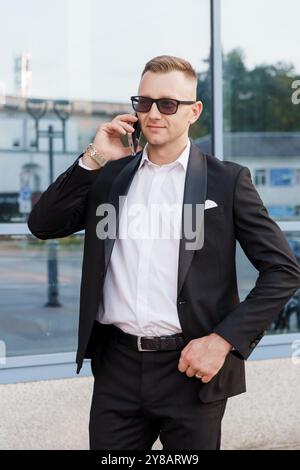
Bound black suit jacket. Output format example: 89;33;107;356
27;142;300;403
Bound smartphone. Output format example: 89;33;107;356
127;112;141;155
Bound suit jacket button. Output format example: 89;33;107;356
178;298;186;305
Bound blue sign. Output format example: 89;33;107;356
19;186;32;201
268;205;295;217
270;169;294;187
18;185;32;214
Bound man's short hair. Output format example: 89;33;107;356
141;55;197;82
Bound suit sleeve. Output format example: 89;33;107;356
27;154;101;239
213;166;300;359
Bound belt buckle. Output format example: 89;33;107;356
137;336;154;351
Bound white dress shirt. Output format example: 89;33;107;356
79;138;191;336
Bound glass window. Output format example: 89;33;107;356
0;0;212;224
221;0;300;221
0;0;211;364
0;234;83;356
236;231;300;335
222;0;300;338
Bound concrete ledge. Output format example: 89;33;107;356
0;358;299;450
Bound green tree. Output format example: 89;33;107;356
223;48;300;132
192;47;300;138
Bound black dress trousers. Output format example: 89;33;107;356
89;331;227;450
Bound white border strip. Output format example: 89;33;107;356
277;221;300;231
1;222;299;236
1;332;300;384
0;224;85;235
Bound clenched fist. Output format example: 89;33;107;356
178;333;233;383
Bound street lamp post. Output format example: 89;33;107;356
38;124;63;186
26;98;72;307
53;99;73;153
25;99;47;152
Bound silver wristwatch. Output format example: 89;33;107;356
85;143;109;167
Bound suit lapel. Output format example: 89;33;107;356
177;144;207;296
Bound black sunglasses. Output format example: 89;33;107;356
130;96;196;115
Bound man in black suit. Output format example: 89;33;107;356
28;55;300;450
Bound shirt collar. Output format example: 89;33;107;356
138;138;191;172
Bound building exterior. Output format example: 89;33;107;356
0;95;131;221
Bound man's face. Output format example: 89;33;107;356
137;70;202;147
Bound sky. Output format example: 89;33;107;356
0;0;299;103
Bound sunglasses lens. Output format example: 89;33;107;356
131;97;178;114
157;99;177;114
132;97;151;112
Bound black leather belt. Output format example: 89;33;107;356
112;325;186;351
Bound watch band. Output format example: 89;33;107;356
85;143;109;167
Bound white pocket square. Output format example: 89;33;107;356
204;199;218;210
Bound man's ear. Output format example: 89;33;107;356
191;101;203;124
196;101;203;118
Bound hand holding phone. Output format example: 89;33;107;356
127;112;141;155
84;113;141;168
